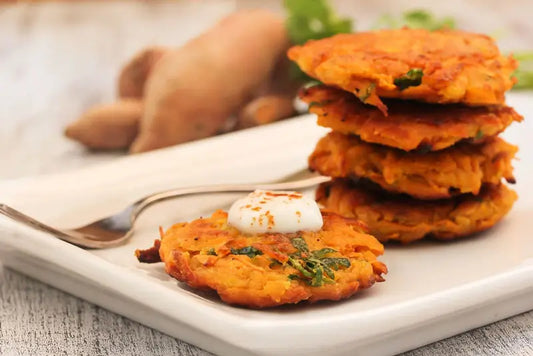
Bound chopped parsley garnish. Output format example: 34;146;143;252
287;237;351;287
513;51;533;90
230;246;263;258
373;9;456;31
394;69;424;90
357;83;376;102
206;248;217;256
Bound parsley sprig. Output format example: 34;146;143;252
394;68;424;90
513;52;533;90
373;9;455;31
284;0;353;46
230;246;263;258
287;237;351;287
284;0;353;81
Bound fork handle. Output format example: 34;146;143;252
0;204;90;246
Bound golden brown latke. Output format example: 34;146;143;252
136;210;387;308
316;179;517;244
301;85;522;151
288;29;517;114
309;132;517;200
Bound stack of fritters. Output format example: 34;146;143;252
288;29;523;243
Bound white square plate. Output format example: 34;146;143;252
0;93;532;356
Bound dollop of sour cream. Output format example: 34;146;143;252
227;190;323;234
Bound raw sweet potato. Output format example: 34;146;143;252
130;9;290;153
235;50;299;129
65;99;142;149
117;47;167;99
236;95;295;129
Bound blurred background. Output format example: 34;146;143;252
1;0;532;179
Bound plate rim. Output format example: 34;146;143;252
1;192;532;355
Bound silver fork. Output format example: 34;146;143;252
0;170;329;249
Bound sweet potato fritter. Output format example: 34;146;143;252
288;29;517;114
309;132;517;200
137;210;387;308
316;179;517;244
301;85;522;151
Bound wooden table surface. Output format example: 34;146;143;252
1;1;532;355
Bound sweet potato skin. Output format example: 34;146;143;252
130;9;291;153
117;47;167;99
236;95;295;129
65;99;142;149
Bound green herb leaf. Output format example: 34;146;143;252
321;257;351;270
311;264;324;287
289;62;315;82
230;246;263;258
394;68;424;90
475;130;484;140
284;0;353;81
373;9;455;31
206;248;217;256
512;51;533;90
311;247;337;259
323;265;335;279
290;237;310;255
357;83;376;102
287;237;351;287
288;256;316;278
284;0;353;45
